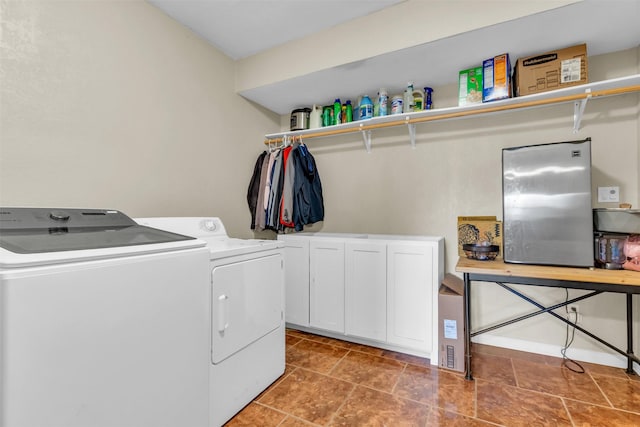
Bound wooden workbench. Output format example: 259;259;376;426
456;257;640;286
456;257;640;380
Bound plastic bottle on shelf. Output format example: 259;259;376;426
403;82;414;113
309;105;322;129
322;105;332;127
378;88;388;116
354;96;362;121
333;98;342;125
424;87;434;110
412;88;424;111
391;95;403;114
345;100;353;123
359;95;373;120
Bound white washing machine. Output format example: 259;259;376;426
0;207;211;427
135;217;285;427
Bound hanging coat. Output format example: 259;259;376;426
292;144;324;231
247;151;267;230
279;144;296;228
255;152;272;231
267;150;285;230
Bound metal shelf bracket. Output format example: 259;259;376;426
407;122;416;149
360;125;372;153
573;88;592;133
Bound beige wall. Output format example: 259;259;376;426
0;0;280;237
277;47;639;365
1;0;638;367
236;0;578;92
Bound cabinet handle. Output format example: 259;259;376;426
217;294;229;332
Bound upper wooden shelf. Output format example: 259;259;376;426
264;74;640;152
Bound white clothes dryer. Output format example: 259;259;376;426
135;217;285;427
0;207;211;427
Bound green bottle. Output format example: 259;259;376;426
333;98;341;125
345;100;353;123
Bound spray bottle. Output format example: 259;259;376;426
424;87;434;110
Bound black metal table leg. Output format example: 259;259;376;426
464;273;473;380
627;293;635;374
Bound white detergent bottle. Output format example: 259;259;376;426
309;105;322;129
403;82;414;113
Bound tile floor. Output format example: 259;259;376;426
226;329;640;426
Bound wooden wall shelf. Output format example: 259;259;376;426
264;74;640;153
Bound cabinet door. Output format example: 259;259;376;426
345;241;387;342
282;239;310;327
387;243;433;352
309;240;345;333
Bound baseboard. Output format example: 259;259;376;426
286;323;436;365
473;334;638;373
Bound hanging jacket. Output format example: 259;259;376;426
266;150;284;230
280;144;297;228
292;144;324;231
255;152;272;231
263;151;277;212
247;151;267;230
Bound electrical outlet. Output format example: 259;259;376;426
567;305;582;324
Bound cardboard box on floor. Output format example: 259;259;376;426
438;274;465;372
513;43;588;97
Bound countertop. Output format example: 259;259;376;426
456;257;640;287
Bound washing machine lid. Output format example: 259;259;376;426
0;207;205;268
134;217;283;259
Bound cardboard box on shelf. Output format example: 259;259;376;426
457;216;503;258
458;66;483;106
438;273;465;372
513;43;588;97
482;53;511;102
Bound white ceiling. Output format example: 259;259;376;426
148;0;640;114
148;0;405;60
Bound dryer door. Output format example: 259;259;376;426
211;253;283;364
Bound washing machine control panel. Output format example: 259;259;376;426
201;219;218;232
134;217;228;239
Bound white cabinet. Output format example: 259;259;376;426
387;243;435;352
345;241;387;342
309;239;345;333
280;238;309;326
279;233;443;361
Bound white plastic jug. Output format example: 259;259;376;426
309;105;322;129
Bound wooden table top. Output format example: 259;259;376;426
456;257;640;287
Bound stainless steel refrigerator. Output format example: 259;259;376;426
502;138;593;267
